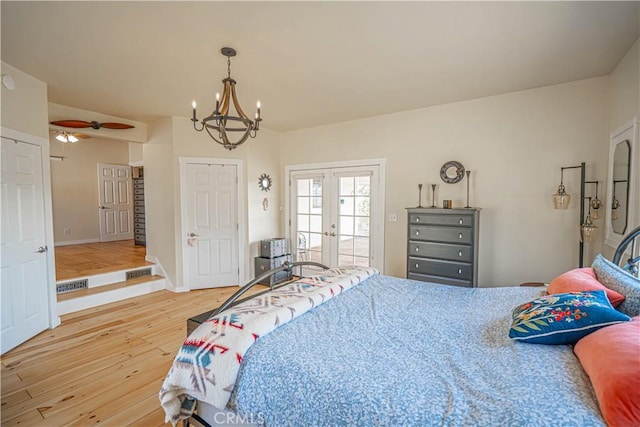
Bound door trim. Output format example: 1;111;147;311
284;158;386;272
1;126;60;330
178;157;246;291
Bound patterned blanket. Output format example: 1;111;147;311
159;266;378;425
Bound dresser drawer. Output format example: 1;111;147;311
409;214;473;227
134;206;145;214
408;272;472;288
408;257;472;281
134;188;144;195
408;241;472;262
134;217;145;224
134;200;145;207
409;225;472;244
134;194;145;201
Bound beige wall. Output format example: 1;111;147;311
603;38;640;259
281;77;610;286
1;62;49;138
143;117;282;288
610;39;639;132
128;142;144;164
50;138;130;244
143;118;177;285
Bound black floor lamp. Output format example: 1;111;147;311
552;162;601;267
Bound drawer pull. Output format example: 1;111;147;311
458;268;462;274
415;247;419;252
416;231;420;236
416;217;420;222
415;263;419;268
458;250;463;257
459;218;463;225
458;233;463;239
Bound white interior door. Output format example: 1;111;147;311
290;163;382;272
1;137;50;354
98;163;133;242
185;163;239;289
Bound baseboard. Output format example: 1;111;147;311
145;255;177;291
54;238;101;247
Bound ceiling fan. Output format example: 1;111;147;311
49;120;135;130
50;130;91;144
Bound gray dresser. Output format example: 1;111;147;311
406;208;480;287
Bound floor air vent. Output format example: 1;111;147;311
57;279;88;294
126;268;152;280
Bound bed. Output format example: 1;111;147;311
160;226;640;426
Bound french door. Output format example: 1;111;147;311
289;162;384;272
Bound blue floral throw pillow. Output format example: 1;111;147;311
592;253;640;317
509;290;630;345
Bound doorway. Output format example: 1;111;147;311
286;159;385;272
179;158;245;289
1;134;54;354
97;163;133;242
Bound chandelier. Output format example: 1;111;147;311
191;47;262;150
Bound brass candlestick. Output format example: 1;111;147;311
417;184;423;207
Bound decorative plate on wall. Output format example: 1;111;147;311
440;161;465;184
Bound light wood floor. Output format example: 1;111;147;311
1;287;246;426
55;240;151;281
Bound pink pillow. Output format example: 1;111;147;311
548;268;625;307
574;317;640;427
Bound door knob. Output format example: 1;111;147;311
330;232;336;237
35;246;48;253
188;232;199;238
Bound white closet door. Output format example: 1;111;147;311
185;163;239;288
1;137;50;354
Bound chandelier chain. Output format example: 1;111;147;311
227;56;231;79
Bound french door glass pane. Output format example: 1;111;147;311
337;175;371;267
295;177;323;262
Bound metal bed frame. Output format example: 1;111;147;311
613;225;640;276
210;261;329;317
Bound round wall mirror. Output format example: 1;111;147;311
258;173;272;192
440;161;465;184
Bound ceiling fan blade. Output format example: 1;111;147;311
99;122;135;129
50;120;93;128
50;120;135;130
73;132;92;139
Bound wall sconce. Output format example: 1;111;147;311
552;162;600;267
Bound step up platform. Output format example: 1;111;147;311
56;265;166;315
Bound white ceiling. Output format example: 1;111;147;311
2;1;638;133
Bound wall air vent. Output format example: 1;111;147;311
126;268;152;280
56;279;88;294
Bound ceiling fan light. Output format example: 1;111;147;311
68;134;79;143
55;134;67;143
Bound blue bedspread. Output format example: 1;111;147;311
228;275;604;426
